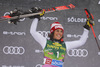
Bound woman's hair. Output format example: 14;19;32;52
48;31;64;41
48;32;54;41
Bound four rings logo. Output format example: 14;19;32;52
67;49;88;57
38;31;50;39
3;46;25;55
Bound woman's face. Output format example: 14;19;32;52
53;29;63;40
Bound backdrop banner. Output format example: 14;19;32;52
0;0;100;67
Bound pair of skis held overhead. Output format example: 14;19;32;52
0;3;100;54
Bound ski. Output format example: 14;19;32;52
84;8;100;54
0;3;75;21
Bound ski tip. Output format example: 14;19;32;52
84;8;88;11
55;3;75;11
55;6;69;10
68;3;75;9
84;8;94;20
3;15;11;18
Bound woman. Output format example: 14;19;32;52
30;7;94;67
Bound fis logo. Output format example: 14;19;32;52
35;49;43;53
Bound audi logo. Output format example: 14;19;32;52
3;46;25;55
67;49;88;57
38;31;50;39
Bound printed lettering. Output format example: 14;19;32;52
67;17;87;23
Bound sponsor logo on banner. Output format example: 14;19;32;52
98;34;100;40
67;49;88;57
98;1;100;4
38;31;50;39
2;65;24;67
41;16;58;20
66;34;82;38
34;0;41;1
3;31;26;36
35;49;43;53
3;46;25;55
4;12;25;21
98;19;100;22
67;17;87;23
35;64;42;67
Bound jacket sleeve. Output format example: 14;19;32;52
30;18;47;49
65;28;89;50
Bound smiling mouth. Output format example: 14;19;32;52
56;34;62;39
57;35;61;37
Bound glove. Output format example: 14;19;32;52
28;7;45;20
9;8;24;25
83;18;95;30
